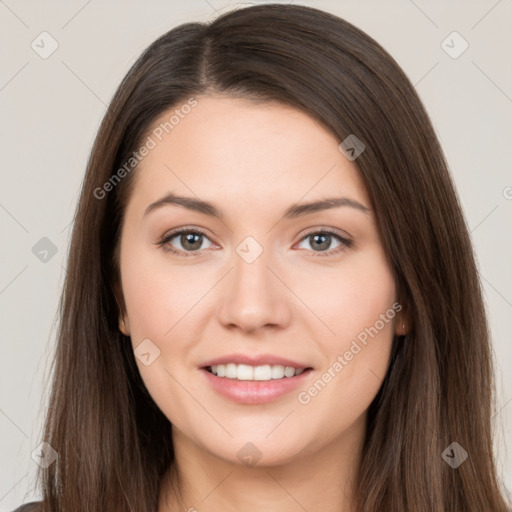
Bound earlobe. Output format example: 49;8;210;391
119;316;130;336
396;313;408;336
113;279;130;336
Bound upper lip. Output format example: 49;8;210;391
201;353;312;369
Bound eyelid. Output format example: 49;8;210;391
156;225;353;257
160;225;211;240
297;225;352;242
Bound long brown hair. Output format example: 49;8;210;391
32;4;510;511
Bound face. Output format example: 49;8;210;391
116;95;402;466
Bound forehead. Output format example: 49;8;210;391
127;95;370;215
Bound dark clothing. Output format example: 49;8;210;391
12;502;42;512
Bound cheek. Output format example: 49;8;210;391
337;263;397;345
119;244;204;421
305;254;396;404
120;242;204;340
297;246;397;343
299;247;397;398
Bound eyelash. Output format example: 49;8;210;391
156;226;353;258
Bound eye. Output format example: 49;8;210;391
156;227;215;257
295;228;353;257
156;226;353;258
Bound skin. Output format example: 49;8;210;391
115;95;408;512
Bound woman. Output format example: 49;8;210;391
13;3;511;511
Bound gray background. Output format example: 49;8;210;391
1;0;511;508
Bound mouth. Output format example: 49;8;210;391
203;363;313;381
199;354;314;404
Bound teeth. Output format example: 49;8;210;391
237;364;254;380
208;364;306;380
271;365;284;379
284;366;296;378
254;365;271;380
226;363;237;379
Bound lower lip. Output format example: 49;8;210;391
201;368;313;405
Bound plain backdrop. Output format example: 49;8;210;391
1;0;511;508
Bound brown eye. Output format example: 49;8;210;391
176;232;204;251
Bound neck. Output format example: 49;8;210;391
159;413;366;512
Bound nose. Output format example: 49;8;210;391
217;246;291;333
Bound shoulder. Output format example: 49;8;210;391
11;502;42;512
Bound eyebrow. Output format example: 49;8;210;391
144;192;371;220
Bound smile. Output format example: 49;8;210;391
201;365;313;404
207;363;306;380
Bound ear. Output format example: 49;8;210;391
113;279;130;336
395;309;409;336
394;287;410;337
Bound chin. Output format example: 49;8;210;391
197;429;313;468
